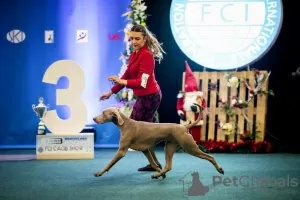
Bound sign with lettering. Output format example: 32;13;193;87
170;0;283;70
36;134;94;155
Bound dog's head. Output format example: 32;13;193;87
93;107;124;125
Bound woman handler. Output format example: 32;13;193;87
100;24;166;172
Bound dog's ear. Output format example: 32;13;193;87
111;108;124;125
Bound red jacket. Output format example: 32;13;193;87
111;45;160;96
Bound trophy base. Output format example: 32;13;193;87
37;128;46;135
36;133;94;160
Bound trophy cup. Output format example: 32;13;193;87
32;97;50;135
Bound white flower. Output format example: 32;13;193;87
231;99;237;105
238;100;243;104
220;122;224;128
118;64;128;77
257;74;265;82
136;4;147;12
222;123;233;135
227;77;239;88
224;73;232;81
126;23;134;30
126;44;130;51
128;89;134;100
121;11;132;17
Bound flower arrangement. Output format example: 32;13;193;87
215;69;274;138
114;0;159;122
197;139;271;153
198;125;270;153
177;126;271;153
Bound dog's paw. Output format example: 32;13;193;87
151;174;166;179
218;168;224;175
151;175;159;179
94;172;103;177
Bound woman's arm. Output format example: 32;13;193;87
111;67;130;94
125;52;154;89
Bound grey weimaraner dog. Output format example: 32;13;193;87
93;103;224;179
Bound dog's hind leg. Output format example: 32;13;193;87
180;133;224;175
151;142;179;179
142;150;164;176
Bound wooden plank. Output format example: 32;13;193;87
228;72;238;143
246;71;255;133
217;72;227;141
237;71;247;142
255;71;268;142
200;72;209;141
208;72;217;140
193;72;200;88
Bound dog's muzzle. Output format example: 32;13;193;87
93;117;104;124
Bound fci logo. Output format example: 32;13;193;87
170;0;283;70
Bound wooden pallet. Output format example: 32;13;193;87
181;71;269;143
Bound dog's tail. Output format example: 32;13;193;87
184;103;202;129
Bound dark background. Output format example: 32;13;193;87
144;0;300;152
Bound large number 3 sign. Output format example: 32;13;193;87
42;60;87;135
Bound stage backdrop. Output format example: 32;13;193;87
0;0;130;148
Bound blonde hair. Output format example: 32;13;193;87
131;24;166;63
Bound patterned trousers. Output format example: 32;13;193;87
130;90;162;122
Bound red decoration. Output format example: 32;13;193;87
198;140;271;153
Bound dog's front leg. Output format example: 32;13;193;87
94;149;127;177
94;138;130;177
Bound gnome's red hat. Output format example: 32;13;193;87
184;61;199;92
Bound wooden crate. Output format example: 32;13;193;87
181;71;269;143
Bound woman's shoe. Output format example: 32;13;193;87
138;163;162;171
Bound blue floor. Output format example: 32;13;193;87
0;149;300;200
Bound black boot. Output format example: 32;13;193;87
138;163;162;171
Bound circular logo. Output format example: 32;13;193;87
7;30;26;43
170;0;283;70
38;147;44;153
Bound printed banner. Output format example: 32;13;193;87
36;134;94;154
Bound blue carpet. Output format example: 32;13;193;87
0;149;300;200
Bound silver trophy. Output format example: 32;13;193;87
32;97;50;135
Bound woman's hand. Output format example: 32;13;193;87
99;91;112;101
108;76;127;85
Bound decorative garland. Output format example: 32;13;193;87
114;0;159;122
